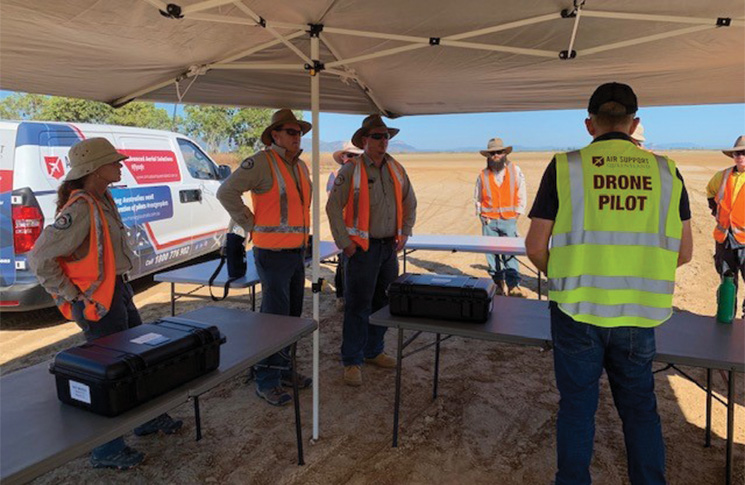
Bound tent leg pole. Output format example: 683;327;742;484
310;32;322;442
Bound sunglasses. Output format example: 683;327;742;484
341;152;357;159
489;150;507;156
276;128;303;136
732;150;745;157
366;132;391;140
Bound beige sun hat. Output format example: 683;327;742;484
351;114;400;149
65;138;128;182
260;108;312;146
479;137;513;157
332;141;363;165
722;135;745;158
631;123;646;143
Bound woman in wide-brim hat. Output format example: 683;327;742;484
351;114;399;149
260;108;312;146
28;138;182;470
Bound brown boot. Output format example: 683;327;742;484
364;353;397;368
493;280;506;296
343;365;362;386
507;286;525;298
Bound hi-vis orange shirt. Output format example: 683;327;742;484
54;190;116;322
713;167;745;244
344;158;404;251
251;149;311;249
479;163;519;219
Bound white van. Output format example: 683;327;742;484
0;120;231;311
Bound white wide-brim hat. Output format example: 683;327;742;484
332;141;363;165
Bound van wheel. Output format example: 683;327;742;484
1;307;67;329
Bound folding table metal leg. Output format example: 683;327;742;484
194;395;202;441
538;272;542;300
171;283;176;316
705;368;712;447
726;370;734;485
393;327;404;447
251;286;256;311
291;343;305;466
403;250;407;274
433;333;441;401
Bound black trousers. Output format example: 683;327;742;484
71;276;142;341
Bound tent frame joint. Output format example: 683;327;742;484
311;278;325;294
258;16;266;28
429;37;441;46
716;17;732;27
305;60;325;76
559;49;577;60
159;3;184;19
308;23;324;37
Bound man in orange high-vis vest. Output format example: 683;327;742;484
217;109;313;407
326;115;417;387
707;135;745;318
474;137;527;297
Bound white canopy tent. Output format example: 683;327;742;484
1;0;743;440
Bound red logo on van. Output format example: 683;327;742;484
120;150;181;184
44;157;65;179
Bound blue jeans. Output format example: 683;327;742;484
341;238;398;366
481;217;520;288
253;248;305;390
72;277;142;459
550;302;665;485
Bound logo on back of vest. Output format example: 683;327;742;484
241;158;255;170
592;156;605;167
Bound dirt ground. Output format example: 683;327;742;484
1;150;743;484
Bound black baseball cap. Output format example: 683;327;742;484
588;82;638;115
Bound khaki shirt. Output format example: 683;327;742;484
216;144;311;234
326;153;417;249
28;190;135;302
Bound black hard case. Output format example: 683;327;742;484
388;273;497;323
49;317;226;417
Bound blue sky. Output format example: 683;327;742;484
2;90;742;150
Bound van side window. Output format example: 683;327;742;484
178;139;218;180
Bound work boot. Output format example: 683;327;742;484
256;387;292;406
90;446;144;470
133;413;183;436
343;365;362;386
365;353;397;369
493;280;506;296
507;286;525;298
281;370;312;389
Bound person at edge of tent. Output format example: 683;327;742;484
216;108;313;407
525;82;693;485
326;114;418;387
473;136;527;297
28;138;183;470
631;122;646;147
706;135;745;319
326;141;363;312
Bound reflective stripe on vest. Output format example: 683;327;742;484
480;163;518;218
548;142;683;328
344;157;404;251
251;150;311;249
713;167;745;245
54;191;116;322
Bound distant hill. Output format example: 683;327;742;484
318;140;418;153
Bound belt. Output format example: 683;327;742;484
266;247;304;253
369;237;396;244
117;274;129;283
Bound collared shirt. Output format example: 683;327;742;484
473;159;527;217
529;132;691;222
326;152;417;249
216;144;311;234
28;189;135;302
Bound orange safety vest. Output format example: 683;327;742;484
479;163;519;219
54;190;116;322
714;167;745;244
251;150;311;249
344;157;404;251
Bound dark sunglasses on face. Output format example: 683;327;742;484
341;152;356;159
367;132;391;140
276;128;302;136
490;150;506;156
732;150;745;157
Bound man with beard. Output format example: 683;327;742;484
474;137;527;296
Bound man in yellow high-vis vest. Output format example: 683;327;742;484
526;83;693;485
707;136;745;318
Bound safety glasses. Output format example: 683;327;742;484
489;150;507;156
276;128;303;136
732;150;745;157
